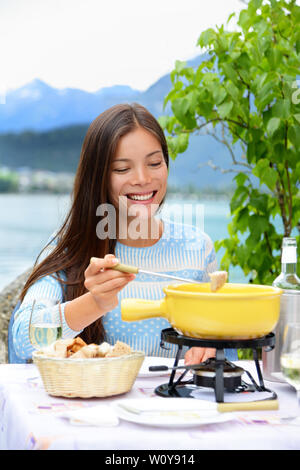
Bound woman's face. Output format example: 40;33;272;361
109;126;168;223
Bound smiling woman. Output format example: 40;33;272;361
11;103;237;364
109;127;168;244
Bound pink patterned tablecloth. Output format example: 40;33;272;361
0;361;299;450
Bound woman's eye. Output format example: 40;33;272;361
113;162;161;173
113;168;129;173
149;162;162;167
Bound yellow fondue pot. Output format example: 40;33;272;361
121;283;283;339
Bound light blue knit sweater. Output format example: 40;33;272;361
12;218;238;362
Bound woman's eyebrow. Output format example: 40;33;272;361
113;150;162;163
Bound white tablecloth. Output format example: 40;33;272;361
0;360;299;450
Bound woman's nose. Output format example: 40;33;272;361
131;166;152;185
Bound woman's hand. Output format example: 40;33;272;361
84;254;135;313
184;347;216;365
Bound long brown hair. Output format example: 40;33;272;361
19;103;169;344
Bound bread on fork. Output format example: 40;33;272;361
208;271;228;292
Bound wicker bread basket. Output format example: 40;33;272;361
33;350;145;398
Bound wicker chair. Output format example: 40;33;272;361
0;269;31;363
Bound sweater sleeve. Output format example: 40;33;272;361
12;274;83;361
12;231;83;361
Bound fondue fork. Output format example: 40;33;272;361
117;399;279;414
111;263;201;284
117;403;215;415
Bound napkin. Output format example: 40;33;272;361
59;404;119;427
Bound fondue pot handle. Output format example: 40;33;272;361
121;298;167;322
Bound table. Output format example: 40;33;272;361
0;360;300;451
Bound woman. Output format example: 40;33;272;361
13;103;236;364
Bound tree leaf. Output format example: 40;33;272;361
234;172;249;187
224;81;240;101
235;207;250;233
212;85;227;106
226;12;236;25
250;0;263;9
262;167;278;191
288;125;300;148
238;9;252;31
293;113;300;125
197;100;214;116
174;60;187;74
176;133;189;154
248;215;269;234
218;101;234;119
253;159;278;190
197;28;216;47
221;63;238;84
230;185;249;212
272;99;291;120
171;97;190;123
246;215;269;248
266;117;281;136
249;193;269;213
265;48;283;69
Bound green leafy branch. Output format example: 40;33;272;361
160;0;300;285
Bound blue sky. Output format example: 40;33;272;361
1;0;246;94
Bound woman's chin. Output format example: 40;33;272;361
127;201;159;218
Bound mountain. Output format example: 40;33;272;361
0;123;236;188
0;80;140;133
0;54;237;188
0;56;209;133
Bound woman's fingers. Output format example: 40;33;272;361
184;347;216;365
93;281;133;300
85;265;133;286
85;254;118;276
84;255;135;313
201;348;216;362
84;255;135;291
184;347;202;365
89;273;135;295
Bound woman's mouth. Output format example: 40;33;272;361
126;190;157;203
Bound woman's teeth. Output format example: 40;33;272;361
127;191;155;201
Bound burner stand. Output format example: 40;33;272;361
156;328;276;403
193;357;245;391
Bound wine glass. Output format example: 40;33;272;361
280;322;300;409
29;298;63;350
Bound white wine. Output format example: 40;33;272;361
29;323;62;348
273;238;300;290
281;354;300;389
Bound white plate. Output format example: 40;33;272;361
138;357;185;377
112;398;234;428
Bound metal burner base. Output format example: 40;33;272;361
156;328;277;404
155;379;256;399
155;382;197;399
192;357;244;391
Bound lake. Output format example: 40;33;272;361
0;193;247;291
